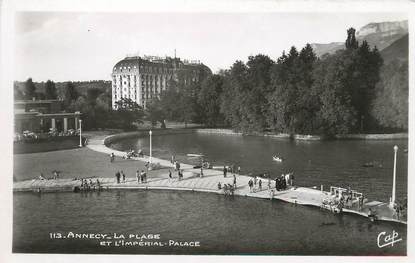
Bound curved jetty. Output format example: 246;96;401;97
13;132;407;225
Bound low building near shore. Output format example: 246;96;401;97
14;99;81;134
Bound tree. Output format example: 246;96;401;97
64;82;79;107
44;80;57;99
294;44;319;133
220;61;248;130
24;78;36;100
14;82;24;100
95;92;112;129
146;99;166;128
342;40;383;132
197;74;225;127
345;27;358;49
112;98;145;130
371;60;408;130
267;47;303;133
177;81;197;127
219;55;274;132
311;52;357;135
86;88;103;107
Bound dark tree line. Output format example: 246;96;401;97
148;27;390;135
166;27;394;136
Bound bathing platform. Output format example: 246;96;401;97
13;168;406;225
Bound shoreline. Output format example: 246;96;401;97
196;129;408;141
102;128;408;143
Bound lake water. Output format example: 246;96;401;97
13;133;408;255
14;190;406;255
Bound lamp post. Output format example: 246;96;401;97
149;130;152;163
79;119;82;147
391;145;398;207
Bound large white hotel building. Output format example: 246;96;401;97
111;55;211;109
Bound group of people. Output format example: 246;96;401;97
275;173;293;191
173;160;181;171
246;172;294;193
37;170;62;180
80;178;101;191
217;174;237;192
115;170;126;183
248;176;263;193
223;164;241;177
166;169;184;182
110;150;145;162
136;170;148;183
114;170;149;184
218;183;235;196
124;149;138;159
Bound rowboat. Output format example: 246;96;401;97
272;156;283;162
187;153;204;158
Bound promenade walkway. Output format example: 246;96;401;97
13;131;406;225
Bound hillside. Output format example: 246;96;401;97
312;20;408;57
380;34;408;64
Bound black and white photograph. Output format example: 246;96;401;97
1;0;414;261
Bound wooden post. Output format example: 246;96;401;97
391;145;398;206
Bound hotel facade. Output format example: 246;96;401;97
111;55;211;109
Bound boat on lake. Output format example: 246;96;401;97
187;153;203;158
272;156;283;162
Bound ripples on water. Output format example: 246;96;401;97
13;191;406;255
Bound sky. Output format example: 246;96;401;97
14;12;407;82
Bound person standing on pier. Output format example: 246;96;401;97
259;179;262;191
200;166;204;177
136;170;140;183
248;179;253;192
281;175;287;190
290;173;294;186
142;171;147;183
115;171;121;184
233;174;237;188
140;170;145;183
223;166;227;178
121;171;125;183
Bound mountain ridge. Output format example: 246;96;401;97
311;20;408;57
